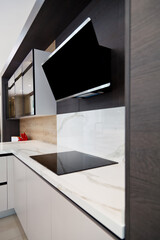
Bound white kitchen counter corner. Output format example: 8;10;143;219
0;140;125;239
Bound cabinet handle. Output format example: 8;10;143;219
0;182;7;186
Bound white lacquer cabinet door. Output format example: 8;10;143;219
0;157;7;183
0;157;7;212
26;167;52;240
0;185;7;212
51;189;117;240
14;158;27;234
7;156;14;209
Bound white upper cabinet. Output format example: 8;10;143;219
34;49;56;116
7;49;56;119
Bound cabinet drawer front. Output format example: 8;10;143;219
0;157;7;183
0;185;7;212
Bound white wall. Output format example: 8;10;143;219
0;0;36;73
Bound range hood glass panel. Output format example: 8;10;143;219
42;18;111;102
30;151;117;175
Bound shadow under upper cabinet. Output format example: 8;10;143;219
42;18;111;102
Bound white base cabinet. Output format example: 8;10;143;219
14;157;27;234
0;185;7;212
7;156;14;209
0;155;15;214
13;157;52;240
12;157;117;240
0;157;7;182
0;156;7;212
26;167;52;240
51;189;117;240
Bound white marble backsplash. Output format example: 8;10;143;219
57;107;125;162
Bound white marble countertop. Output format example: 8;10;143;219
0;140;125;239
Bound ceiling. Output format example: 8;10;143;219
0;0;36;74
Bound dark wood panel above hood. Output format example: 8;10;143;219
1;0;91;79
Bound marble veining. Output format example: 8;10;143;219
0;140;125;239
82;172;124;191
57;107;125;162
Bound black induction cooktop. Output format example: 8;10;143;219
30;151;117;175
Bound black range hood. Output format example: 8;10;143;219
42;18;111;102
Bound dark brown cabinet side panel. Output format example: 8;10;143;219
129;176;160;239
126;0;160;239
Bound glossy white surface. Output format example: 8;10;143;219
7;156;15;209
14;158;27;234
0;185;7;212
57;107;125;162
0;157;7;182
26;166;52;240
52;186;117;240
0;140;125;239
34;49;57;115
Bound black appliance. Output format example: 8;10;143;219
42;18;111;102
30;151;117;175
